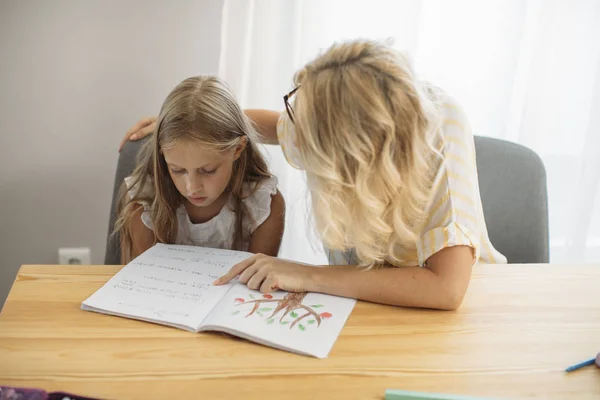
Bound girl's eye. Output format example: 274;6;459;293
170;169;185;174
202;169;217;175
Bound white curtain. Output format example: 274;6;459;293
219;0;600;264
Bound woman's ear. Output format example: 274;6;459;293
233;136;248;160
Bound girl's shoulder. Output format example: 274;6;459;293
124;176;154;203
122;175;157;230
242;175;279;206
240;175;279;227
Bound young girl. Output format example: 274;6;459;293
116;76;285;264
122;41;506;310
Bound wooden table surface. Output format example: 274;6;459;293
0;264;599;400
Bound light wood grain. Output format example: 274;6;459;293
1;264;599;400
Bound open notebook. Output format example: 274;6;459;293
81;243;356;358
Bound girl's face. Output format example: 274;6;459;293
162;139;245;208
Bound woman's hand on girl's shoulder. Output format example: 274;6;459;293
118;110;284;151
119;116;157;151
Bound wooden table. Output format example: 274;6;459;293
0;265;599;400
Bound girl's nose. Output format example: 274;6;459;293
185;175;203;194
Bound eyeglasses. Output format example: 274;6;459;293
283;86;299;124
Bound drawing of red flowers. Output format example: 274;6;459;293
319;312;332;319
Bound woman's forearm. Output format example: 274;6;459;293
245;109;280;145
308;264;468;311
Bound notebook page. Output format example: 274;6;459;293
82;244;252;330
200;284;356;358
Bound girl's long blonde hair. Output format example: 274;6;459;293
115;76;271;263
292;40;443;267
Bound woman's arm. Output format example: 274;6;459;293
215;245;474;311
247;191;286;256
245;109;280;145
310;246;474;310
119;110;281;151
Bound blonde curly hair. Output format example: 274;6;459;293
291;40;443;267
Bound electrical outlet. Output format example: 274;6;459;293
59;247;91;265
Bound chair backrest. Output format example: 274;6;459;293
474;136;549;263
104;137;149;264
104;136;550;264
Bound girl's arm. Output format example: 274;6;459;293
119;110;281;151
247;191;286;256
120;204;156;264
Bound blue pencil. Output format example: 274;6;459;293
565;358;596;372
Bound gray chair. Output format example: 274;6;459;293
104;136;549;264
474;136;549;263
104;137;150;264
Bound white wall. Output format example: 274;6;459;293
0;0;224;307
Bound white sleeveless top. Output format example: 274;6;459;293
124;176;278;251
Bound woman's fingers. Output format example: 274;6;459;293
259;275;279;294
238;264;260;285
246;267;268;291
214;255;257;285
119;117;157;152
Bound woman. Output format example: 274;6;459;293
121;40;506;310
